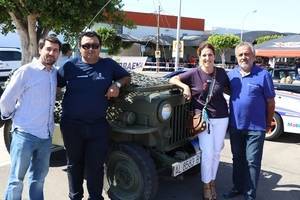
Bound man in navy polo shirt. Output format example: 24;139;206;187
224;42;275;200
57;31;130;200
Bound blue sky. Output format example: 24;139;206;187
122;0;299;34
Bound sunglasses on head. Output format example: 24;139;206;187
81;43;100;50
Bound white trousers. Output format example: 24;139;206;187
198;117;229;183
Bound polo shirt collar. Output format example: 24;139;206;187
238;64;257;77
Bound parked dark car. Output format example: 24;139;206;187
269;63;300;84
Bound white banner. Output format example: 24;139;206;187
112;56;147;71
172;40;184;58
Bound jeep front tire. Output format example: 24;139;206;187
105;143;158;200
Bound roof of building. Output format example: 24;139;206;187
124;11;204;31
237;30;284;43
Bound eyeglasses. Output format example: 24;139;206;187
81;43;100;50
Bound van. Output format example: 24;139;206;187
0;47;22;77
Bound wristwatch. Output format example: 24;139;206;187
115;81;122;88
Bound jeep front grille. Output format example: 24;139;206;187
169;102;191;145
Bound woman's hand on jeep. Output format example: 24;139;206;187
183;86;191;100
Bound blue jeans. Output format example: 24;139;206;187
4;130;52;200
229;127;265;200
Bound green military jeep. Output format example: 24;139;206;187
1;72;200;200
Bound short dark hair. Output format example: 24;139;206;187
197;42;216;57
61;43;72;55
78;31;101;46
39;35;62;51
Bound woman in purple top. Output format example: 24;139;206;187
169;42;229;200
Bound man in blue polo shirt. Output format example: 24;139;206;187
224;42;275;200
57;31;130;200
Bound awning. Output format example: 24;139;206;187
117;34;141;43
182;34;209;46
140;35;174;46
255;35;300;57
255;50;300;57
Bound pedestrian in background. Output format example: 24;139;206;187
0;35;61;200
56;43;72;67
224;42;275;200
57;31;131;200
169;42;229;200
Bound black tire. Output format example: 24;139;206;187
266;113;283;141
3;120;12;152
104;143;158;200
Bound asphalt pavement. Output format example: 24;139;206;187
0;127;300;200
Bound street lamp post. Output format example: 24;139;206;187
156;4;160;72
240;9;257;41
174;0;182;71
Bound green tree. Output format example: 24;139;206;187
96;27;133;55
0;0;133;64
208;34;240;65
255;34;283;45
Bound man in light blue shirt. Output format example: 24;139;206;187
0;35;61;200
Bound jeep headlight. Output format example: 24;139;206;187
158;102;172;121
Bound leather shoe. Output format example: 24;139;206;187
223;189;243;199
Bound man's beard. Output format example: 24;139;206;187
43;56;56;66
240;61;253;72
241;63;250;70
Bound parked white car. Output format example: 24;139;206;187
268;90;300;140
0;47;21;77
223;89;300;141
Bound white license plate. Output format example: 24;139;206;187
171;151;201;177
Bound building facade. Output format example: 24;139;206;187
115;11;206;64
